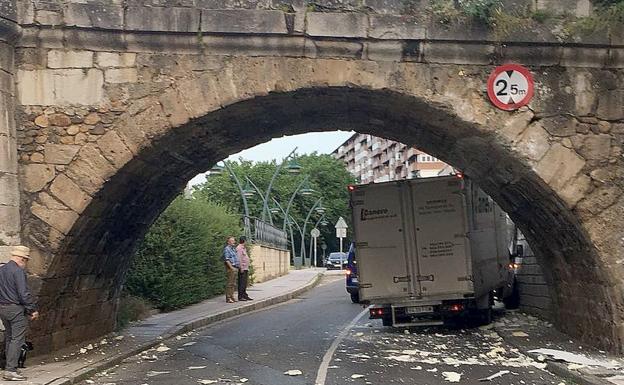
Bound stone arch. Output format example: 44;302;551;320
21;58;622;353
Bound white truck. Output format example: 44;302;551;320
349;175;517;327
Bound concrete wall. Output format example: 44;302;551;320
249;244;290;284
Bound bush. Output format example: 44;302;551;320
125;197;242;311
116;295;153;329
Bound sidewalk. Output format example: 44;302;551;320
493;309;624;385
6;268;325;385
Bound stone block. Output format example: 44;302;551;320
30;202;78;235
125;6;199;32
597;90;624;120
17;1;35;25
306;13;367;38
39;192;68;210
63;3;124;29
49;174;91;214
0;205;20;244
35;10;62;26
201;9;288;34
369;15;426;40
47;50;94;69
17;69;104;106
515;122;551;162
422;42;495;65
561;47;608;68
0;246;11;264
540;115;578;137
20;164;56;192
366;41;402;62
559;173;591;208
575;134;612;162
96;131;133;169
535;143;586;191
501;46;562;67
0;42;14;74
309;40;363;59
104;68;138;84
96;52;136;68
0;173;19;206
0;135;18;174
65;144;116;195
44;144;80;165
608;48;624;69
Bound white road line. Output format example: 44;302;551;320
315;308;369;385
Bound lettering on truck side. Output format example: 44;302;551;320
360;208;398;221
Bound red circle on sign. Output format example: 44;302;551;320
487;64;534;111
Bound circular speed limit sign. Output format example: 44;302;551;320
487;64;534;111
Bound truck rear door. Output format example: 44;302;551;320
351;182;411;301
411;176;473;297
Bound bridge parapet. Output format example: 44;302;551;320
16;0;622;48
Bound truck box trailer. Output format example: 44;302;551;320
349;175;515;327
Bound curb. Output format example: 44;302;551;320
494;327;613;385
45;272;324;385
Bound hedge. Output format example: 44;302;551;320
125;197;243;311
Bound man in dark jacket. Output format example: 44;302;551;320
0;246;38;381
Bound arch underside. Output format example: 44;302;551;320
37;87;614;350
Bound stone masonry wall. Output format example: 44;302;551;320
7;0;624;354
249;244;290;284
0;0;21;259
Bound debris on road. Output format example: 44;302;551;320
512;332;529;337
351;374;365;379
442;371;462;382
156;344;170;352
284;369;303;376
188;366;207;370
479;370;510;381
528;349;620;369
197;380;218;384
146;370;170;377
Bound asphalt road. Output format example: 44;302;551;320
81;275;566;385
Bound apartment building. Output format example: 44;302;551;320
332;133;452;184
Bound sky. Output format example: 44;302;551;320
187;131;354;186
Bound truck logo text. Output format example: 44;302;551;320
360;208;397;221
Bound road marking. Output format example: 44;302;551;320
315;308;369;385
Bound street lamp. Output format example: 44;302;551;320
210;161;252;238
260;147;300;224
283;175;315;232
301;196;324;267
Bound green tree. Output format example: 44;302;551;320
125;197;242;310
193;153;356;261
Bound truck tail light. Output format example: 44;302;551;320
369;308;385;318
344;269;352;275
347;185;356;192
449;303;464;312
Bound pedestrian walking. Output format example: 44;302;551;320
236;237;252;301
222;236;239;303
0;246;39;381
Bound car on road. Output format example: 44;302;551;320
345;243;359;303
325;252;347;270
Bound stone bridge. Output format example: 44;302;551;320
0;0;622;354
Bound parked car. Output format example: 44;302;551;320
325;252;347;269
345;243;359;303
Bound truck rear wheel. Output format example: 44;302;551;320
350;292;360;303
